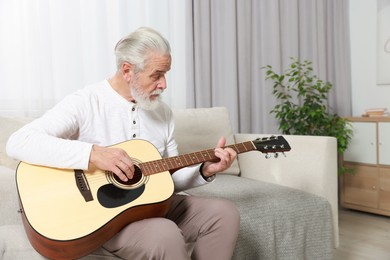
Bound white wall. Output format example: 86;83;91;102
349;0;390;116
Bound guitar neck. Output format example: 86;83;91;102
140;141;256;176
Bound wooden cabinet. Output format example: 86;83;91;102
341;117;390;216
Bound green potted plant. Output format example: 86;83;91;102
263;58;353;175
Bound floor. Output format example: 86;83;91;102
333;208;390;260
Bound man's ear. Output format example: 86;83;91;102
121;62;134;82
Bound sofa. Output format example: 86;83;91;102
0;107;338;259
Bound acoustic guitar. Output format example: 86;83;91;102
16;136;291;259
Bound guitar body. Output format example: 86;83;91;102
16;140;174;259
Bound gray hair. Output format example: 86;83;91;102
114;27;171;72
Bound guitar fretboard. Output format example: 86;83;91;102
139;141;256;176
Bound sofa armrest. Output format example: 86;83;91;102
234;133;339;247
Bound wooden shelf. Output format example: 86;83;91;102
344;116;390;122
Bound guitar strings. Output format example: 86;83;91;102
85;168;146;185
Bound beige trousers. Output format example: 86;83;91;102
103;194;240;260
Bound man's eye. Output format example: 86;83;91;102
151;75;160;81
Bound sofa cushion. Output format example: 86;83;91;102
185;175;333;260
0;225;46;260
0;117;33;169
173;107;240;175
0;165;22;226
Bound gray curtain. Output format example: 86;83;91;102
189;0;352;134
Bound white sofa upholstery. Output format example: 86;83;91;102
0;107;338;259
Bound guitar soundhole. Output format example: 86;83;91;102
107;164;149;190
113;165;143;185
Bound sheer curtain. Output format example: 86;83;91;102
0;0;192;117
191;0;352;133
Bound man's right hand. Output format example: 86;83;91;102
89;145;134;182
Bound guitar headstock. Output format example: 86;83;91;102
252;136;291;157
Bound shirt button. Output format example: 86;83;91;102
133;120;136;124
132;107;135;111
133;134;136;138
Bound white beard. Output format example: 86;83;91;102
130;83;162;111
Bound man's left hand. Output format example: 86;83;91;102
201;136;237;177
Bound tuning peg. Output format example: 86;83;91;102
265;153;271;159
282;152;287;157
274;153;279;158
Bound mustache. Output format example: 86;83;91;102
151;89;163;95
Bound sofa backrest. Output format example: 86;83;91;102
172;107;240;175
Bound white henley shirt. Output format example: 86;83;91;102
6;80;208;192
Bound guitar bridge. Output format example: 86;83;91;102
74;170;93;202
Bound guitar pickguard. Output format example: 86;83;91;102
97;184;145;208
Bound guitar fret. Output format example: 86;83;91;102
221;141;257;155
140;163;149;176
149;162;157;172
198;150;210;161
162;162;168;171
184;154;191;164
166;158;174;170
243;142;251;151
192;154;199;164
238;142;247;152
198;151;206;161
189;154;196;163
167;159;176;170
165;158;174;170
242;143;249;151
233;143;243;153
182;154;190;166
160;161;166;170
165;157;181;171
191;153;200;164
175;157;182;168
141;163;153;175
152;163;160;172
192;153;200;163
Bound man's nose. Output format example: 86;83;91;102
156;76;167;90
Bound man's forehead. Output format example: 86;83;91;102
145;53;171;72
